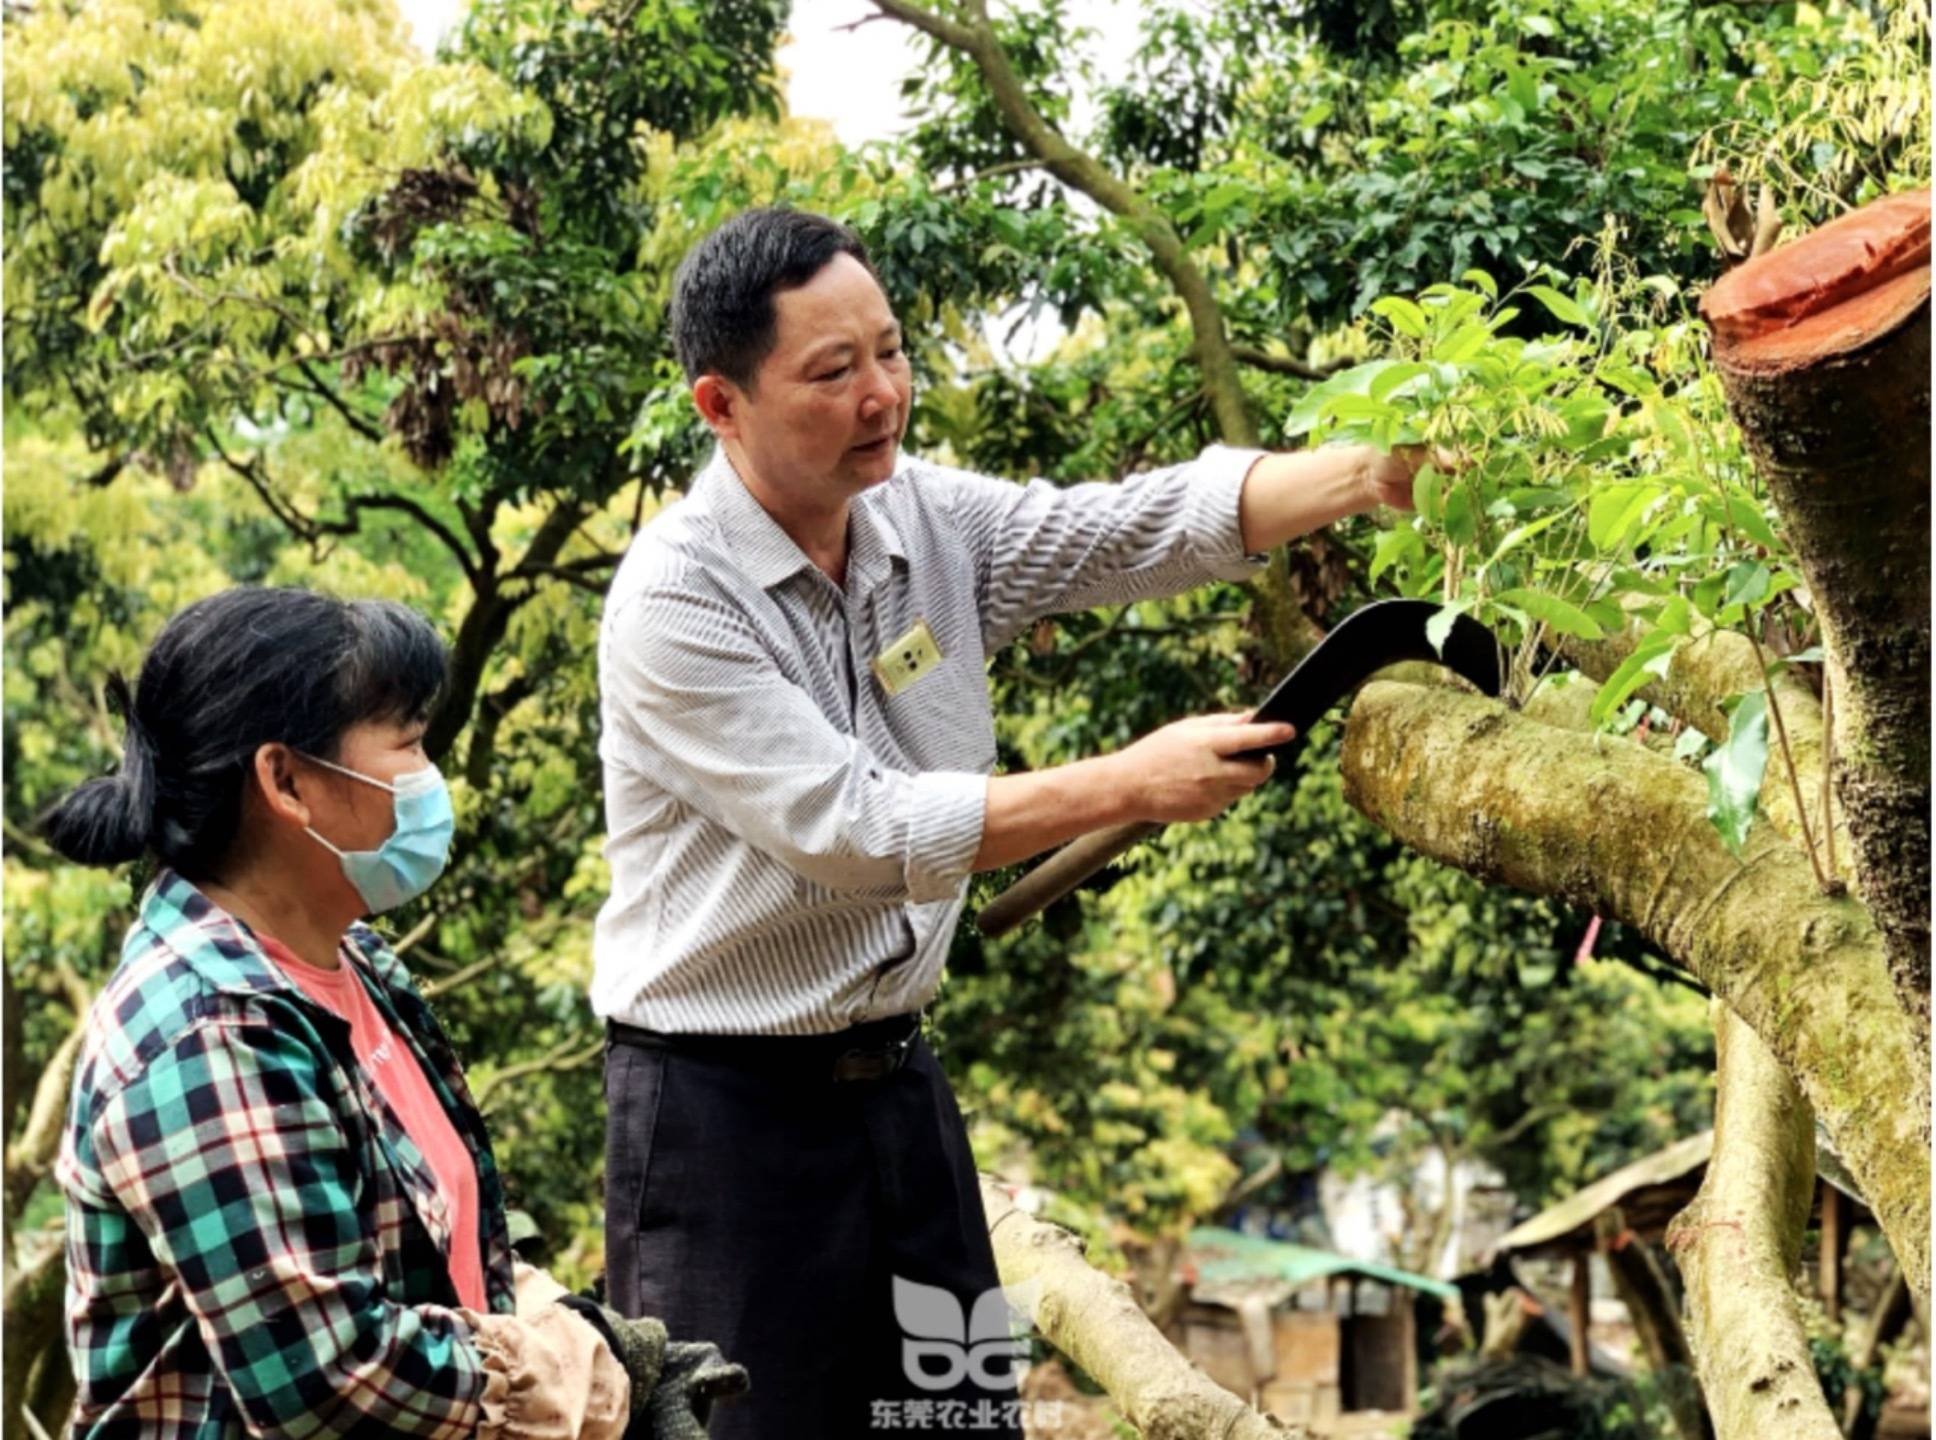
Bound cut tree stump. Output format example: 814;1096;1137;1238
1700;188;1932;1054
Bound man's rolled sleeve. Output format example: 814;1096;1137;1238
936;442;1272;650
900;769;989;904
1180;443;1274;581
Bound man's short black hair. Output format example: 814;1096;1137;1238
668;207;880;390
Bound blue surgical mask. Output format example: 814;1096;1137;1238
301;754;454;914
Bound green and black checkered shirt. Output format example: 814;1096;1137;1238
57;870;518;1437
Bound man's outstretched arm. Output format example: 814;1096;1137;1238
1236;444;1424;554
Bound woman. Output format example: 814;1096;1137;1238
44;587;741;1438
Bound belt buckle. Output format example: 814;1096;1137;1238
831;1019;919;1083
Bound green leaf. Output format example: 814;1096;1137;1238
1485;510;1568;569
1587;482;1661;550
1426;599;1472;658
1722;560;1771;612
1323;393;1399;422
1590;629;1680;726
1369;361;1432;402
1283;360;1410;438
1369;296;1428;339
1703;690;1770;856
1673;727;1710;763
1558;393;1612;447
1494;588;1605;640
1527;285;1591;328
1433;321;1492;363
1460;269;1499;300
1371;525;1425;584
1507;62;1540;114
1725;494;1781;551
1413;464;1444;524
1299;99;1334;129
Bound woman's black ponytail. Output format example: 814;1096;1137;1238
33;588;445;879
38;673;155;867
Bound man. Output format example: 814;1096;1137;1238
593;207;1422;1438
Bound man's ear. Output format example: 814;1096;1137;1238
692;374;742;438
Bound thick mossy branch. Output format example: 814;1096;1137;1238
1562;621;1846;863
1339;682;1927;1306
978;1179;1294;1440
1666;1003;1839;1440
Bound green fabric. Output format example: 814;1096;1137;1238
1185;1226;1460;1302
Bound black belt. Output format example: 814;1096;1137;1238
605;1010;923;1083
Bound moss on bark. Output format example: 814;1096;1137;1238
1340;681;1927;1306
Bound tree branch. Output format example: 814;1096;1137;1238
1666;1002;1838;1440
290;358;385;444
333;494;482;588
470;1036;603;1110
977;1177;1287;1438
1227;343;1347;382
4;970;92;1219
420;950;507;1001
1339;681;1927;1308
932;158;1043;196
866;0;1331;673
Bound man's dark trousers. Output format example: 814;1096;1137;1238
604;1015;1025;1439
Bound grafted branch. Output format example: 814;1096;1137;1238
978;1178;1293;1439
1665;1003;1838;1440
1339;682;1927;1306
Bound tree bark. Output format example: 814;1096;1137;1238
4;969;92;1438
1701;189;1931;1041
977;1178;1295;1439
1337;682;1928;1308
3;1236;68;1440
1665;1003;1840;1440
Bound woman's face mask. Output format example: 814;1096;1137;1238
299;753;454;914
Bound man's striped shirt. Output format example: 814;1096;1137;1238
592;442;1267;1035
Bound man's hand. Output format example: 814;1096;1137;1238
1354;442;1461;513
1109;712;1296;823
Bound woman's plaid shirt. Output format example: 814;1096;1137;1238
55;870;518;1438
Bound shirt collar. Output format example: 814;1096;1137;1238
141;868;398;1010
698;446;908;594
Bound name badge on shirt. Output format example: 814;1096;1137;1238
872;618;943;697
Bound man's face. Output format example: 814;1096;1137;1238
700;252;912;505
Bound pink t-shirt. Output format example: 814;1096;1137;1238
263;935;487;1311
